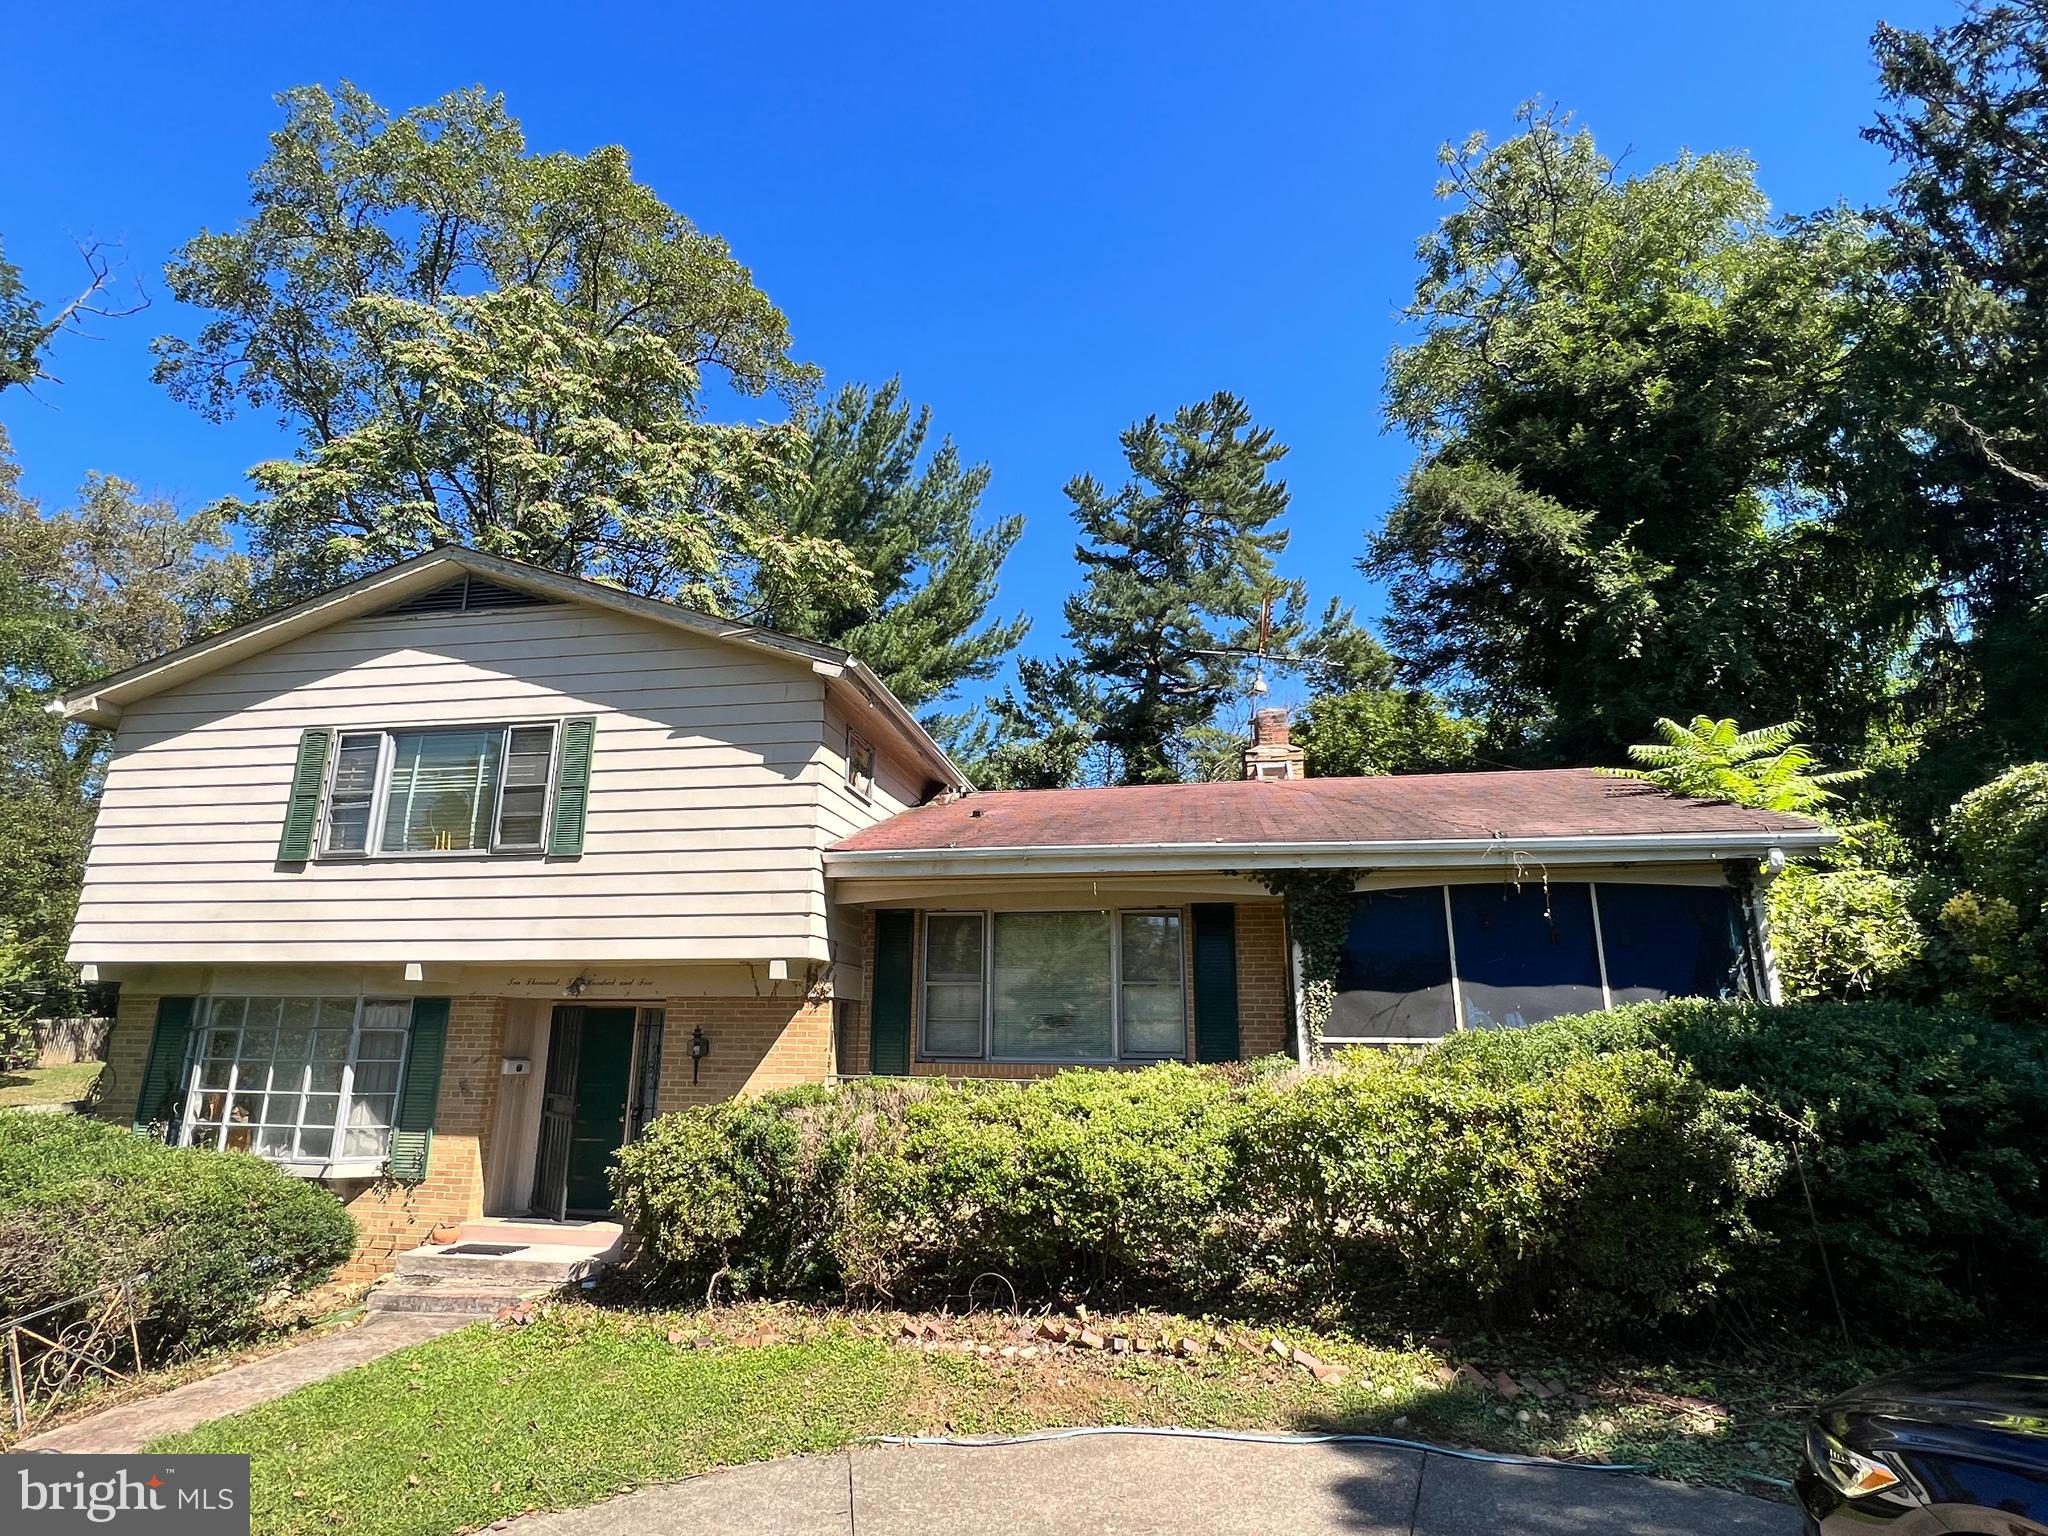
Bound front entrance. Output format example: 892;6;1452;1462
532;1005;639;1219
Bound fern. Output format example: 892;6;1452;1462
1596;716;1865;815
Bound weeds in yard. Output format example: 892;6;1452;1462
158;1300;1887;1536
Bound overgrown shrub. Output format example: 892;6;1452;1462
616;1035;1777;1333
0;1113;357;1352
1266;1033;1779;1330
1531;999;2048;1335
1937;762;2048;1016
1767;864;1929;1001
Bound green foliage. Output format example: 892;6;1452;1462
1052;392;1389;785
1601;716;1863;814
1936;761;2048;1015
1766;865;1929;1001
1294;689;1478;777
154;83;851;614
1856;3;2048;835
0;1113;356;1351
751;379;1028;713
1236;1038;1780;1330
1539;999;2048;1335
0;238;45;392
1373;104;1914;764
616;1042;1775;1336
0;433;245;997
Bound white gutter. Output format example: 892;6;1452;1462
824;828;1838;881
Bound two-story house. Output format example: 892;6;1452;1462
57;547;1831;1278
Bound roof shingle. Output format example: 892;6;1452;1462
830;769;1822;853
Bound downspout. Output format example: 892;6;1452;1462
1290;938;1311;1067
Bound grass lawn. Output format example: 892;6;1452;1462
0;1062;102;1108
158;1302;1868;1536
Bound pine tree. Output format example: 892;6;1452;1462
1060;393;1386;785
751;379;1028;710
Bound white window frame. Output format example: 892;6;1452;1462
916;908;1187;1065
175;994;413;1177
318;720;561;859
845;729;877;801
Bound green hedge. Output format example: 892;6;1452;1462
617;1025;1777;1334
1554;999;2048;1333
0;1113;358;1353
615;1000;2048;1340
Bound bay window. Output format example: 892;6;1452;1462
320;722;558;856
179;995;412;1166
920;909;1185;1062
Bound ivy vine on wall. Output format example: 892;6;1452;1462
1252;869;1362;1052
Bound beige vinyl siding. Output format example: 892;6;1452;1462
814;697;929;1003
72;604;838;966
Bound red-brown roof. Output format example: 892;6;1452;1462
831;769;1822;853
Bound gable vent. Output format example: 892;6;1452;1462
381;574;558;619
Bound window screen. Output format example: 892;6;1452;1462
1119;911;1185;1057
1449;881;1604;1029
991;911;1112;1059
494;725;555;849
324;734;383;854
922;913;987;1057
1330;887;1457;1039
1597;883;1748;1004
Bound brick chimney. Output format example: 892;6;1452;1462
1243;707;1305;781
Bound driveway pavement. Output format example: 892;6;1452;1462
501;1431;1800;1536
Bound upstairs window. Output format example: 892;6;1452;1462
846;730;876;800
321;723;560;856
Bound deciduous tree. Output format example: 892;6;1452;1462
154;83;857;615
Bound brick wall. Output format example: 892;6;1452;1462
1236;901;1294;1059
838;898;1292;1078
651;991;833;1114
92;989;159;1127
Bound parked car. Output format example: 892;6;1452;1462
1797;1351;2048;1533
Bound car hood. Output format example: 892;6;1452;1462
1825;1351;2048;1439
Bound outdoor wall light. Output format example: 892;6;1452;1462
688;1026;711;1084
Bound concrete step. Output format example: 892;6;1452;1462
366;1280;548;1317
393;1248;609;1286
458;1219;624;1251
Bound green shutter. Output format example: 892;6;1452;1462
1192;904;1241;1063
870;910;913;1076
133;996;198;1134
387;998;450;1183
277;729;334;861
547;717;596;857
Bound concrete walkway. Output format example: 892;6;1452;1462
20;1312;468;1453
501;1434;1801;1536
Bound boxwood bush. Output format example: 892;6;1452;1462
0;1112;358;1353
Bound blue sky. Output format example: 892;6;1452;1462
0;0;1952;710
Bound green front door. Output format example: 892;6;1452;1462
564;1007;636;1216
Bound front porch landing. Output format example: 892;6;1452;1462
367;1218;624;1317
